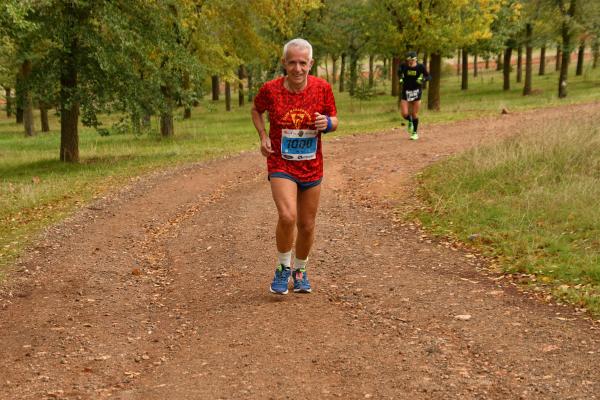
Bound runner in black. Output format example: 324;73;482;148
398;51;430;140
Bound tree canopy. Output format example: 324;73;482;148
1;0;598;161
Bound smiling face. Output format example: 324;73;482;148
282;45;313;88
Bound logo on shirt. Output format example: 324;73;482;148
282;109;312;129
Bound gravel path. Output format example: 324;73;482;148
1;102;599;399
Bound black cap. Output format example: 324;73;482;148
406;51;417;60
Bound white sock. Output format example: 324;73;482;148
294;257;308;271
277;251;292;268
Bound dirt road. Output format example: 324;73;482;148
1;102;599;399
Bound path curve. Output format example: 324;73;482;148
1;102;599;399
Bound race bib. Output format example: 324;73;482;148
281;129;318;161
406;89;420;101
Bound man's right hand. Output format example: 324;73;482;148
260;137;274;157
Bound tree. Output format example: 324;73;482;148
393;0;501;110
544;0;600;97
523;23;534;94
556;0;579;98
0;1;40;136
461;48;469;90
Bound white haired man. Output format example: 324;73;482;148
251;38;339;294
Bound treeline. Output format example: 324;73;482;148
0;0;599;162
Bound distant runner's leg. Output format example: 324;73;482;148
412;101;421;134
401;100;412;134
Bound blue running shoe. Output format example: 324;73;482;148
270;264;291;294
292;268;312;293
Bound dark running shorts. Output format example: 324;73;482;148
401;88;422;102
268;172;322;191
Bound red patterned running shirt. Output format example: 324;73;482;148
253;75;337;182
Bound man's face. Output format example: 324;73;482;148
282;46;313;85
407;58;417;67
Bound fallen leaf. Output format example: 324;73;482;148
542;344;560;353
454;314;472;321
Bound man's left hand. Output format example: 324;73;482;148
314;112;329;132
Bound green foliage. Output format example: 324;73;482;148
385;0;502;56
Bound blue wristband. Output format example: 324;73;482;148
324;116;332;133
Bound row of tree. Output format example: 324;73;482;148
1;0;599;162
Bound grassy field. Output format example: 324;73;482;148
416;110;600;314
1;61;600;281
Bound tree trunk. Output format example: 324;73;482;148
485;56;490;69
523;24;533;96
332;55;337;85
324;56;330;82
225;81;231;111
456;49;461;76
496;52;503;71
576;41;585;76
368;55;374;88
503;47;513;91
539;45;546;75
391;56;400;96
593;41;599;68
21;60;35;137
349;51;358;96
23;90;36;137
4;87;12;117
238;65;245;107
339;53;346;92
558;23;571;98
160;84;174;137
211;75;219;101
461;49;468;90
60;40;79;162
160;113;174;137
556;45;561;71
427;53;441;111
40;102;50;132
182;71;192;119
15;73;23;124
473;54;478;77
247;67;254;103
516;46;523;83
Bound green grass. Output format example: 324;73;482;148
416;111;600;315
1;62;599;278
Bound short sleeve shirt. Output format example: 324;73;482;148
398;63;429;91
253;75;337;182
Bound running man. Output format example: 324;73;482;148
398;51;431;140
251;38;338;295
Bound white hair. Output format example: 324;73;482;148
283;38;313;61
